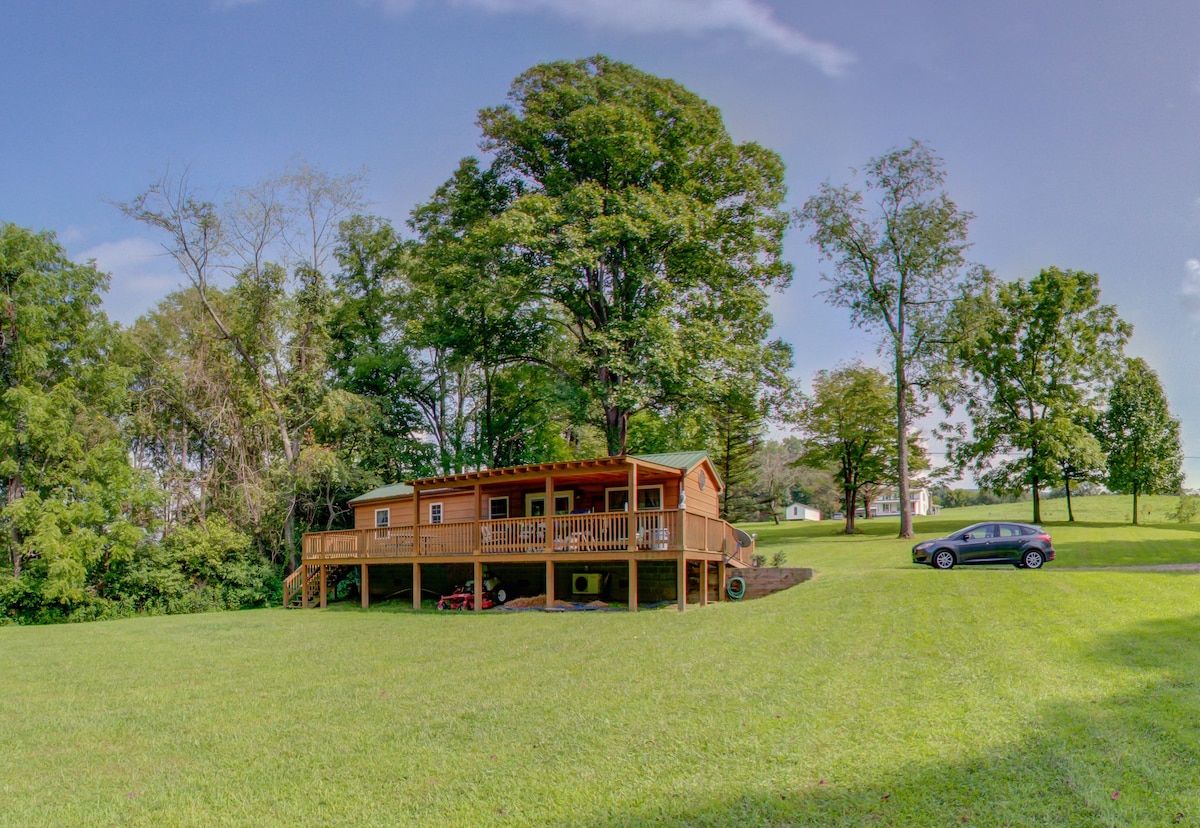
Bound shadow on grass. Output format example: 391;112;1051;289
561;614;1200;827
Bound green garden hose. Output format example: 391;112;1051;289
726;576;746;600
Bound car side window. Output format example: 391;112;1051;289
998;525;1021;537
965;526;992;540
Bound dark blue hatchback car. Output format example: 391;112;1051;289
912;522;1055;569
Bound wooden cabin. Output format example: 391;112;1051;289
285;452;754;612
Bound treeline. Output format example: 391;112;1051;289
0;56;793;623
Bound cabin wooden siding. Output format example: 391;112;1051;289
352;468;719;529
682;462;721;517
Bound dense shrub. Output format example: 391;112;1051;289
0;517;278;624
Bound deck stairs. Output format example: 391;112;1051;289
283;564;352;608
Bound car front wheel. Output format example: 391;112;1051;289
933;550;955;570
1022;550;1044;569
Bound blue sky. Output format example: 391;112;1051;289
6;1;1200;484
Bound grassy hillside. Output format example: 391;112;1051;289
5;497;1200;825
748;494;1200;573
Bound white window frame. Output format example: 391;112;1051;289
488;496;509;520
525;491;574;517
375;508;390;528
604;484;664;512
428;502;443;524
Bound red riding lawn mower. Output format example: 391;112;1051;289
437;576;507;611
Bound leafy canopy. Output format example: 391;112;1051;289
946;267;1130;523
474;54;794;454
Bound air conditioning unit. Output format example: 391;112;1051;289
573;573;601;594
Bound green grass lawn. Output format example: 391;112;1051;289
6;496;1200;826
749;493;1200;574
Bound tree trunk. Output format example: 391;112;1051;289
604;404;626;456
1132;485;1139;526
843;487;856;534
1031;473;1042;524
895;349;913;539
7;472;21;578
1064;476;1074;522
285;510;297;572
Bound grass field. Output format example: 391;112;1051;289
5;496;1200;826
750;493;1200;573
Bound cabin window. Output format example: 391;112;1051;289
525;492;573;517
605;485;664;512
429;502;443;524
375;508;390;528
489;496;509;520
698;469;707;491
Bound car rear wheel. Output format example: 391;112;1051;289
1022;550;1044;569
933;549;955;570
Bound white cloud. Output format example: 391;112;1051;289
79;237;180;325
370;0;853;75
1182;258;1200;320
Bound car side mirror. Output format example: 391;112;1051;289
961;534;970;541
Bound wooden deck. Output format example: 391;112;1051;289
288;509;753;612
300;509;746;564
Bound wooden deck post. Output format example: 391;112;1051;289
412;486;421;557
544;474;554;554
302;566;310;609
473;560;483;613
718;560;726;602
412;562;421;610
361;564;370;609
627;460;638;552
629;559;638;612
700;560;708;607
474;483;483;554
545;560;555;607
677;556;687;612
319;564;327;609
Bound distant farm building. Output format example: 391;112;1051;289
872;488;939;517
785;503;821;521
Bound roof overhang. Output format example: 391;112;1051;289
405;455;682;491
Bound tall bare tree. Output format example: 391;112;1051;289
118;164;366;568
797;141;986;538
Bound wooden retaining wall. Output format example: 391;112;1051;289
733;567;814;600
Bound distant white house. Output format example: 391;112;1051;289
872;487;938;517
785;503;821;521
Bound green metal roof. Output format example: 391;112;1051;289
632;451;710;471
348;481;414;504
633;451;723;491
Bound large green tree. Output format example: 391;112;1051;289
469;55;793;455
947;267;1130;524
793;363;896;534
1101;357;1183;525
798;141;986;538
406;160;571;471
0;223;156;619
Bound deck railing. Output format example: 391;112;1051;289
302;509;750;564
